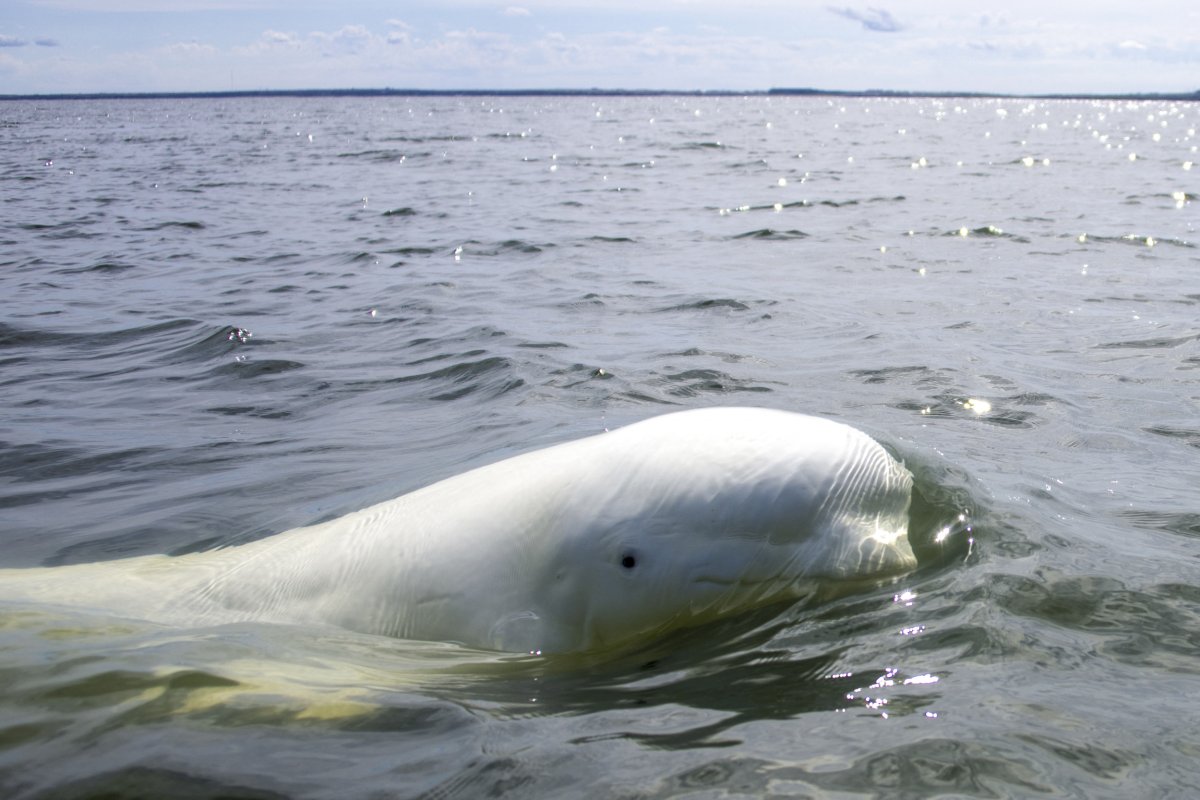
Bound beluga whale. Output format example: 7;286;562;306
0;407;916;654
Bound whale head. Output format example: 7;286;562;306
482;408;916;654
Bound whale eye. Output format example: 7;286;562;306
620;551;637;570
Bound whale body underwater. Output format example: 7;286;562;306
0;407;916;654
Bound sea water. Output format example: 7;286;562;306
0;94;1198;798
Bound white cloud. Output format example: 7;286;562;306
504;6;532;16
311;24;374;55
163;41;218;56
827;6;904;33
261;30;298;44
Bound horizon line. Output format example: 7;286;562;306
3;87;1199;102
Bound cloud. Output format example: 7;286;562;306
827;6;903;33
0;34;59;47
311;24;374;55
504;6;531;16
260;30;299;46
163;41;217;56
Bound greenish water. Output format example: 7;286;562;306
1;94;1198;798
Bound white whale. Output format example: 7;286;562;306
0;407;915;654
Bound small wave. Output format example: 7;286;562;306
658;368;775;397
208;359;305;380
663;347;754;364
1120;509;1200;537
0;319;204;358
162;324;260;364
659;298;752;313
545;362;623;390
1004;392;1060;406
940;225;1029;242
851;369;1048;427
346;354;524;403
222;229;270;240
137;221;205;231
105;319;211;349
120;135;187;144
0;322;63;349
498;239;548;254
334;251;377;266
890;393;1042;428
714;196;905;216
336;149;412;162
18;218;103;240
1080;234;1194;250
381;134;463;143
559;294;605;310
406;325;507;351
0;441;160;484
383;246;437;256
909;400;1038;428
55;260;138;275
849;365;934;385
675;141;727;150
542;363;777;403
815;196;905;208
987;572;1200;669
1095;333;1200;350
474;239;554;257
382;207;417;217
445;240;556;258
1143;425;1200;448
203;405;293;420
731;228;808;240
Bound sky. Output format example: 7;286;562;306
2;1;1198;96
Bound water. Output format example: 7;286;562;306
1;94;1198;798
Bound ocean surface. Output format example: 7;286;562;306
1;94;1198;798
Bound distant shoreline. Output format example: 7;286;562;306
2;87;1198;102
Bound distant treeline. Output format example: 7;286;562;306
769;87;1200;101
2;87;1199;102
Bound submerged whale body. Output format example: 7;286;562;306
0;407;916;654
